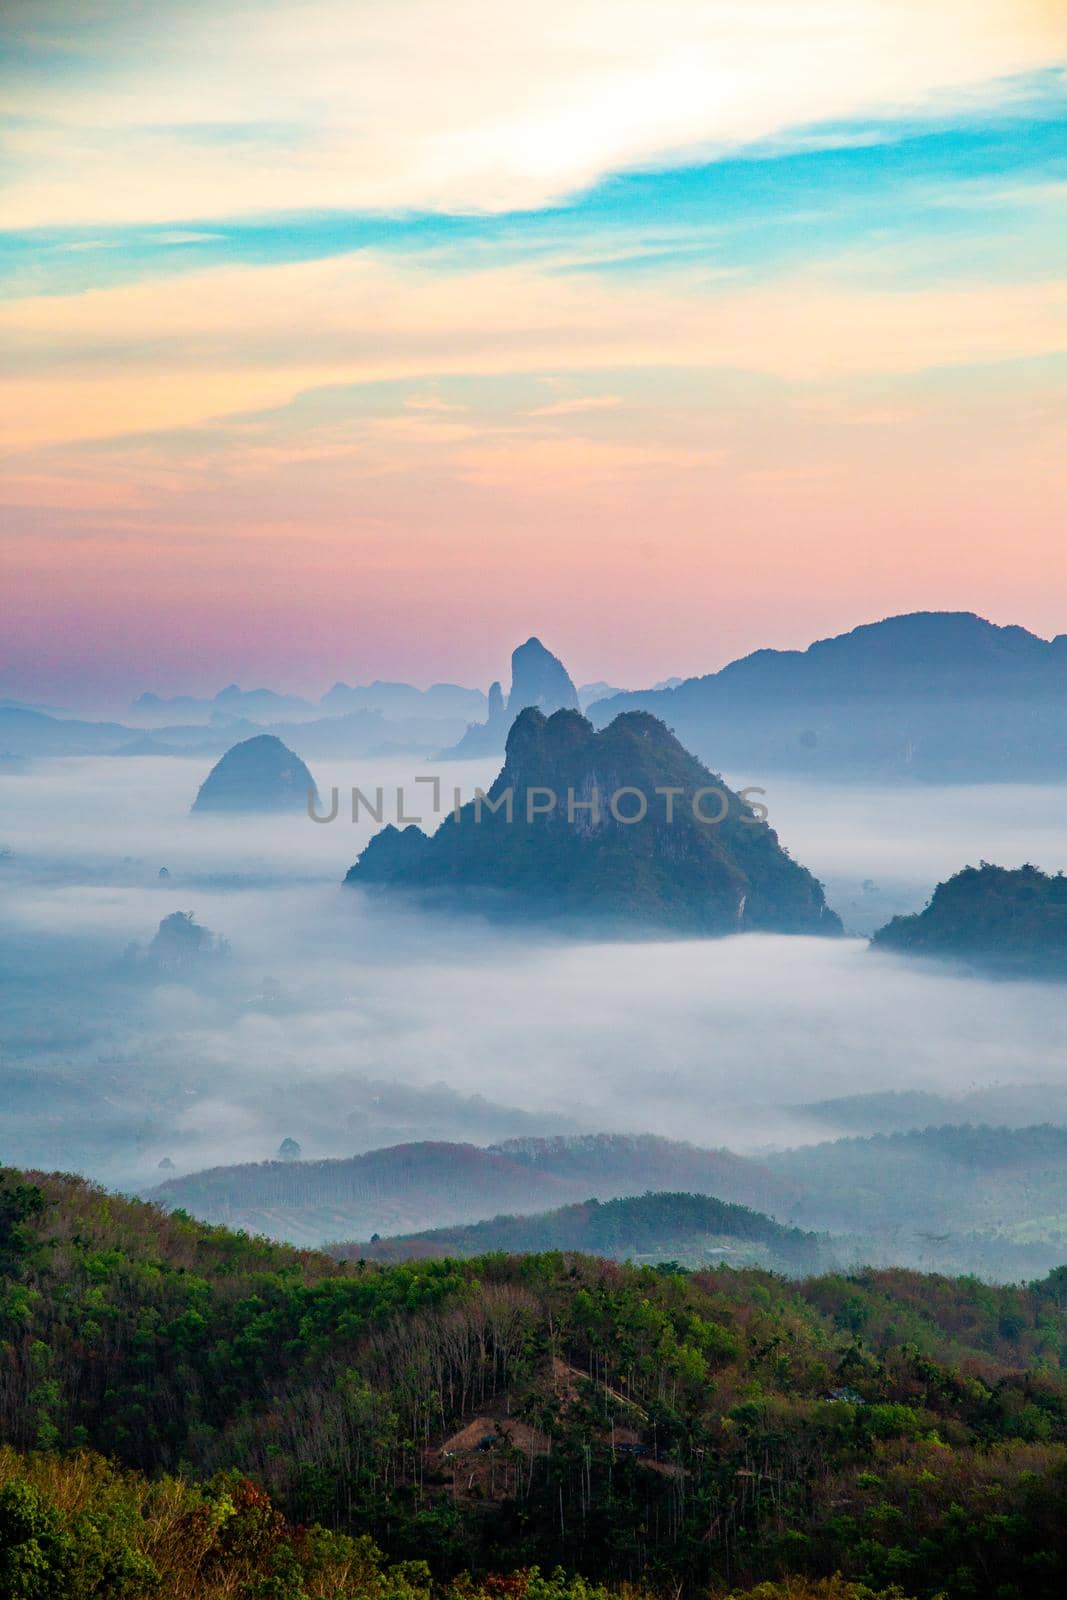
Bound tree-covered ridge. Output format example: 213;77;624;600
769;1123;1067;1227
333;1192;831;1275
153;1127;1067;1281
152;1134;800;1249
794;1085;1067;1138
0;1450;919;1600
4;1167;1067;1596
872;863;1067;976
348;709;840;935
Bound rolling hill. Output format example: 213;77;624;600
333;1189;834;1273
152;1133;800;1246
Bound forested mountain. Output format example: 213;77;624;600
768;1124;1067;1273
349;709;841;934
589;612;1067;780
795;1084;1067;1136
154;1127;1067;1279
153;1134;799;1246
334;1190;833;1273
3;1166;1067;1598
872;863;1067;977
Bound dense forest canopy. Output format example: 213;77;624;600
872;864;1067;977
2;1167;1067;1598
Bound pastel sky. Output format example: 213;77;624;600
2;0;1065;707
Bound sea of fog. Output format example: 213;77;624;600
2;754;1066;1189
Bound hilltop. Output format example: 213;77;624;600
872;862;1067;977
442;635;580;757
349;708;841;934
191;732;318;814
333;1189;833;1274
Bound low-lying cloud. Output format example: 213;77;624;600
2;755;1066;1189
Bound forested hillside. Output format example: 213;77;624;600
768;1124;1067;1242
335;1191;833;1274
3;1167;1067;1597
153;1134;797;1246
872;863;1067;976
153;1128;1067;1280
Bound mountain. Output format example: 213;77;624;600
0;705;137;755
577;679;625;709
767;1123;1067;1257
132;684;318;724
589;612;1067;780
349;707;841;934
6;1165;1067;1598
321;678;486;720
795;1083;1067;1136
190;733;319;814
872;863;1067;977
152;1133;799;1245
334;1189;832;1273
442;636;579;756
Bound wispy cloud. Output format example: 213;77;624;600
527;394;623;417
151;230;225;245
3;249;1064;450
2;1;1063;227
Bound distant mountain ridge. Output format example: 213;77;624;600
349;707;841;934
796;1083;1067;1136
152;1133;799;1247
767;1123;1067;1254
152;1125;1067;1276
7;611;1066;776
590;611;1067;779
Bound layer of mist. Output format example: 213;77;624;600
2;755;1066;1192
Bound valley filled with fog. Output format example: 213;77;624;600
2;752;1065;1191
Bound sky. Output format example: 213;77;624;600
1;0;1065;708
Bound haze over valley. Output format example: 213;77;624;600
4;620;1067;1284
4;7;1066;1584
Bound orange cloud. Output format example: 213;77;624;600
3;253;1065;450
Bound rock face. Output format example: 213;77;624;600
506;636;579;717
872;863;1067;977
191;734;318;814
441;638;579;757
349;707;841;935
